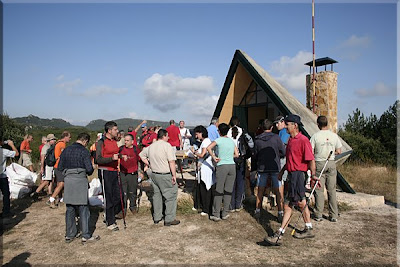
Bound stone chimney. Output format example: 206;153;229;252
305;57;338;132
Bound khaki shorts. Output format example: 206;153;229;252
21;153;33;167
42;166;54;181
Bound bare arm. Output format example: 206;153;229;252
233;146;239;158
169;160;177;185
179;133;182;149
206;141;219;163
335;147;342;155
8;141;19;157
134;120;147;133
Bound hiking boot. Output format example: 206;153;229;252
81;235;100;244
264;230;284;245
164;219;180;226
293;227;315;239
277;213;284;223
107;223;119;231
329;217;338;222
30;191;39;199
221;214;230;220
65;237;75;243
49;201;57;209
209;215;221;222
313;215;323;222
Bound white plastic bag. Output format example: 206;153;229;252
6;163;37;187
88;178;102;197
89;195;104;207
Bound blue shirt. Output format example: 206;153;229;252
207;124;220;142
279;129;290;145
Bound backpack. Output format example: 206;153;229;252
44;144;57;167
237;131;254;159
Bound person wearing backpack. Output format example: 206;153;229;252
119;134;140;215
47;131;71;209
227;116;254;212
30;134;57;199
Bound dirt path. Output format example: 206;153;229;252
1;192;398;266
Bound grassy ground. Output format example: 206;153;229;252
338;162;397;204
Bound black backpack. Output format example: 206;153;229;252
237;131;254;159
44;144;57;167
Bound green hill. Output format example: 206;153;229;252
13;114;73;129
85;118;170;132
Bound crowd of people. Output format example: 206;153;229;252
0;114;342;245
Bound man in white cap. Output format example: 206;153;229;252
30;134;58;199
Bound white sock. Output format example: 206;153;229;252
255;208;260;213
279;227;285;234
60;198;64;203
278;211;284;215
306;222;313;229
49;197;55;202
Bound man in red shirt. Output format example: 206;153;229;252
127;120;147;147
96;121;121;231
119;134;140;214
265;114;316;244
166;120;182;151
19;134;34;172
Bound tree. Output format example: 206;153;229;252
0;114;25;144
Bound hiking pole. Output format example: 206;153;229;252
290;151;333;236
117;171;127;229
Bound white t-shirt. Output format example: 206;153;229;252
198;138;215;190
310;130;342;161
179;127;191;150
1;147;16;178
227;126;242;147
41;143;50;156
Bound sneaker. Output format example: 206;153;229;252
154;219;162;224
107;223;119;231
235;207;243;212
221;214;230;220
65;237;74;243
264;230;284;245
30;191;38;199
164;219;180;226
209;215;221;222
115;212;123;219
200;212;208;216
82;235;100;243
46;200;51;206
191;207;197;211
75;232;82;238
277;213;284;223
229;209;236;213
49;201;57;209
293;227;315;239
254;211;260;219
329;217;338;222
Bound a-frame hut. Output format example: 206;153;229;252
212;50;354;193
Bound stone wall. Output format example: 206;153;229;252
306;71;338;132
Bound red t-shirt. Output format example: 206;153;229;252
20;140;30;152
119;146;139;173
166;125;180;147
99;137;119;171
286;132;314;172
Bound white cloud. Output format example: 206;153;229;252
143;73;218;120
355;82;394;97
336;34;371;60
80;85;128;97
55;78;128;97
55;78;82;94
128;112;138;119
269;50;312;91
339;35;370;49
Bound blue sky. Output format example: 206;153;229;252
3;1;398;128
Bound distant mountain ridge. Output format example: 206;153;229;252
11;115;175;131
13;114;74;129
85;118;171;132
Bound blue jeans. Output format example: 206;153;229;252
230;162;245;210
65;204;90;239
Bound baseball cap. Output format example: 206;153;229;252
46;134;57;141
284;114;303;126
141;123;147;128
273;116;285;124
